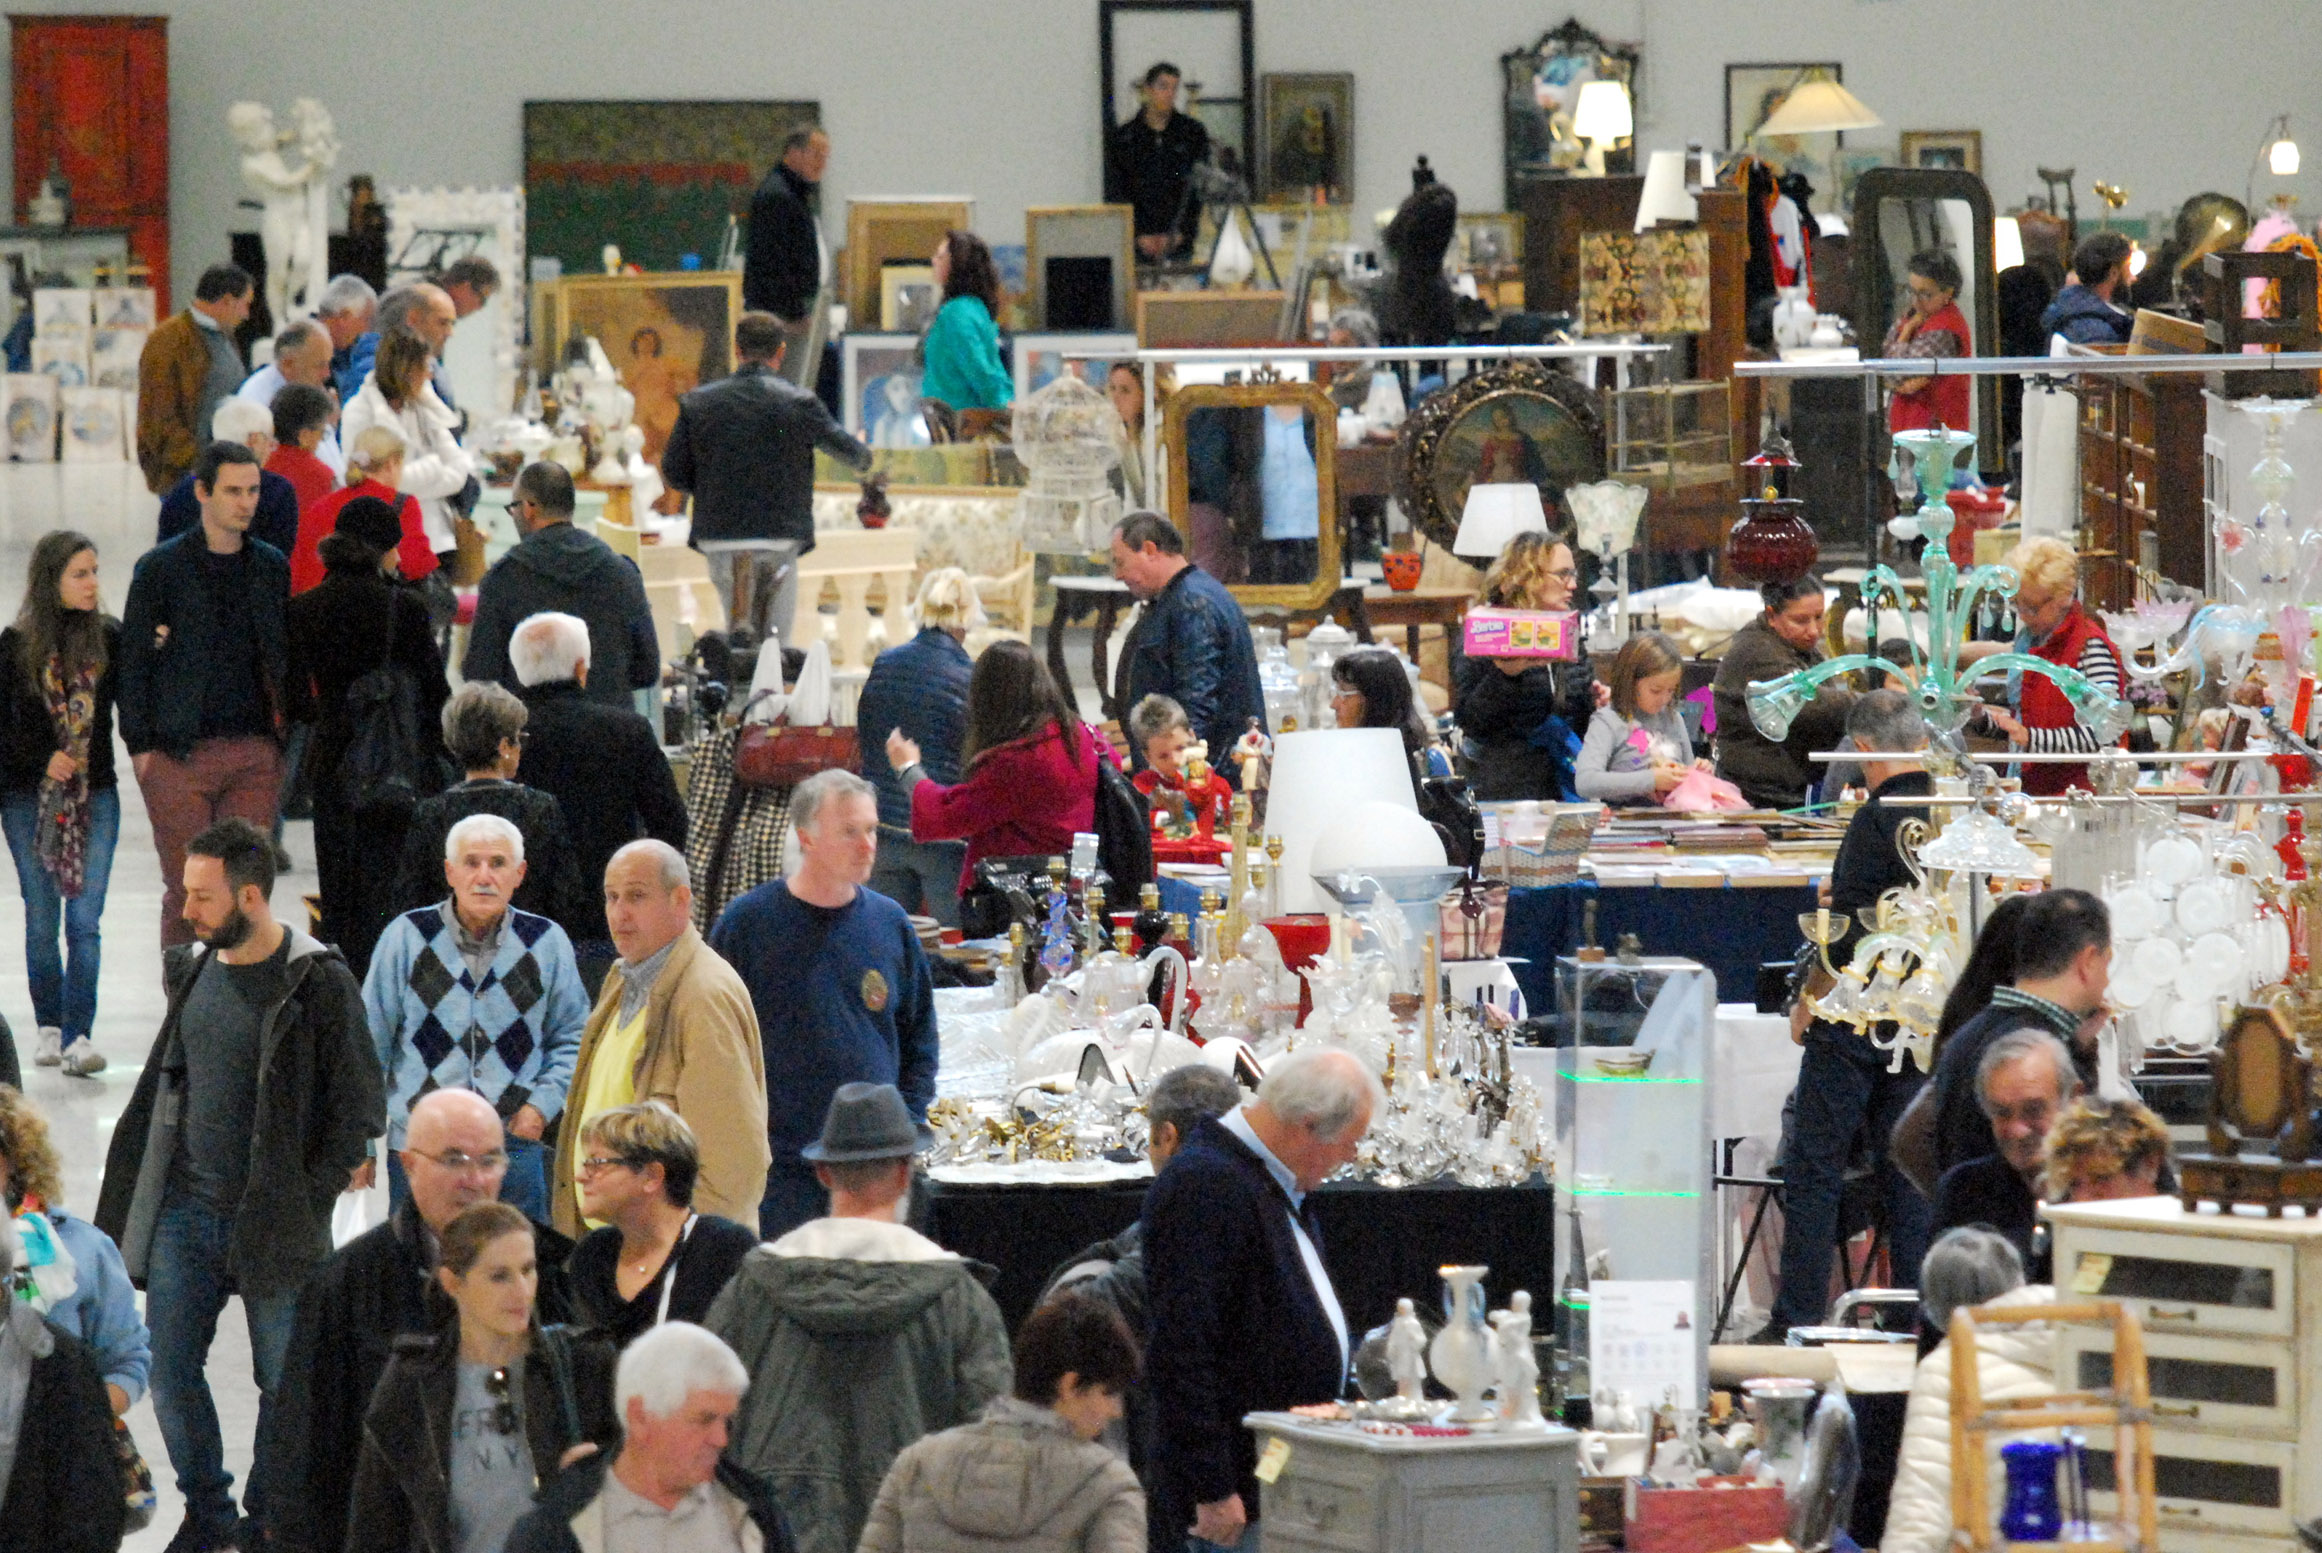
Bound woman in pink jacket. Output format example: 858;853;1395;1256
884;639;1111;887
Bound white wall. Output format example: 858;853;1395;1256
4;0;2315;306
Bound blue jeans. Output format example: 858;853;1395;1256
146;1198;302;1535
386;1134;548;1223
0;784;119;1043
1771;1025;1933;1329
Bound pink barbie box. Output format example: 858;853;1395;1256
1461;607;1580;659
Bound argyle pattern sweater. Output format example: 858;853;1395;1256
362;903;590;1148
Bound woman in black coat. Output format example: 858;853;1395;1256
287;497;450;976
346;1202;618;1553
1452;530;1599;801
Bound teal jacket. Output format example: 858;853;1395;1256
920;295;1013;411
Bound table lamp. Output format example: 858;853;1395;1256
1453;482;1549;561
1267;729;1425;913
1572;80;1633;177
1993;216;2025;273
1755;70;1882;138
1634;150;1698;232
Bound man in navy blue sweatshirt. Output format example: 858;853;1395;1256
710;767;938;1240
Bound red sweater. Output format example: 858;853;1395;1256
269;445;340;594
299;477;439;594
910;720;1109;886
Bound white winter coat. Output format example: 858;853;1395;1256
1882;1283;2058;1553
339;373;471;554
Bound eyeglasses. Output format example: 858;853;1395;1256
484;1366;519;1434
1544;567;1580;583
409;1148;509;1176
577;1154;641;1176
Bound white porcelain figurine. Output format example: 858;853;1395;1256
1492;1291;1545;1429
1387;1296;1428;1409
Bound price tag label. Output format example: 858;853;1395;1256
1255;1437;1292;1485
2071;1252;2113;1296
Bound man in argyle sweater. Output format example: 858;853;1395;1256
363;811;590;1222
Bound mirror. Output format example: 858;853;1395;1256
1100;0;1255;171
1164;379;1341;609
1502;17;1640;205
1850;166;2001;464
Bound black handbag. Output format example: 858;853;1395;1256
334;598;438;817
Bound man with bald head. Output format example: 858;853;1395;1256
235;318;344;475
551;840;766;1236
260;1086;578;1550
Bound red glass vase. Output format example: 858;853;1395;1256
1725;496;1819;583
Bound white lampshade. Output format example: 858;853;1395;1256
1635;149;1699;232
2272;137;2302;176
1993;216;2025;272
1453;482;1549;560
1572;80;1633;144
1266;730;1422;913
1757;74;1882;138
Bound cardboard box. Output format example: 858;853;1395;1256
1462;607;1580;659
1625;1477;1788;1553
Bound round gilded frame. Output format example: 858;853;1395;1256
1391;362;1606;554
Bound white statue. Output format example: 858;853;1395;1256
1386;1297;1428;1409
1492;1292;1545;1429
1593;1384;1640;1435
229;100;330;326
288;99;338;320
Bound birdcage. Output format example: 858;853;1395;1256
1012;373;1123;553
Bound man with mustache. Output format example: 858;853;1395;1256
362;811;590;1222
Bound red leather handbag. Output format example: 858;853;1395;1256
734;719;859;789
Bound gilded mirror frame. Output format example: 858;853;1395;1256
1162;378;1341;611
1391;360;1605;554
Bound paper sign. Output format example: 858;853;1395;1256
1462;607;1581;660
1589;1280;1698;1405
1255;1437;1292;1484
2070;1252;2113;1296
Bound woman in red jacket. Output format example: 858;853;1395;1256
885;639;1110;887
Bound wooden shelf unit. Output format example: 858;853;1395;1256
2077;372;2205;606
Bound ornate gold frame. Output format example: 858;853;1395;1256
1163;378;1341;611
1390;361;1605;553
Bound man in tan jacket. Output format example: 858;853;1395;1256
552;839;770;1235
137;263;254;494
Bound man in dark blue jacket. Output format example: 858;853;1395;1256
464;461;661;708
2039;232;2134;347
119;441;292;947
1112;510;1266;780
855;584;974;924
1144;1048;1378;1551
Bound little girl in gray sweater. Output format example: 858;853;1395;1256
1576;632;1701;804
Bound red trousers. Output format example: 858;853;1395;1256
134;736;283;948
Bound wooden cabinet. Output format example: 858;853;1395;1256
10;15;168;312
2077;372;2205;605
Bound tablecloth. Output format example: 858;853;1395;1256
1502;880;1815;1009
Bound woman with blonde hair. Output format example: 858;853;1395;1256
1453;529;1601;800
566;1102;758;1348
1975;535;2122;796
2044;1095;2171;1202
340;324;474;574
297;424;437;593
857;567;982;924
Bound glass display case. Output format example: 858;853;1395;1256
1607;379;1732;491
1551;955;1715;1405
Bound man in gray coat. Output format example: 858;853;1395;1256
707;1084;1011;1553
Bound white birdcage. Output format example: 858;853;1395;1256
1012;374;1123;553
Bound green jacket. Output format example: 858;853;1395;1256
706;1219;1013;1553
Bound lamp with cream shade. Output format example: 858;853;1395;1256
1993;215;2025;273
1755;69;1882;138
1453;482;1550;561
1571;79;1633;177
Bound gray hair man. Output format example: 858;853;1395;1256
506;1322;791;1553
708;768;937;1242
1929;1028;2080;1274
238;318;345;474
550;839;767;1237
1144;1047;1379;1547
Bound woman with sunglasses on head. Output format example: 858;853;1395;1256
566;1103;758;1349
345;1200;618;1553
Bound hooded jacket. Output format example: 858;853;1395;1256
2039;283;2132;347
706;1217;1014;1553
1883;1284;2058;1553
462;522;661;708
858;1396;1145;1553
93;928;384;1297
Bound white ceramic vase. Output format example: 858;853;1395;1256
1429;1264;1496;1422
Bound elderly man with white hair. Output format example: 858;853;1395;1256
363;810;590;1222
152;393;302;557
510;611;689;990
550;839;766;1236
1145;1046;1381;1552
318;271;380;403
508;1321;795;1553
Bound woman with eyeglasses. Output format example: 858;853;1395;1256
1451;529;1602;801
346;1200;618;1553
1883;246;1972;435
566;1102;758;1348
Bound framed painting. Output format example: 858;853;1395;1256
843;199;972;331
543;273;741;465
841;332;931;448
1458;212;1524;269
878;262;939;332
386;186;524;421
522;100;819;277
1256;73;1352;203
1726;63;1845;210
1026;205;1135;331
1503;17;1641;206
1900;130;1983;178
1135;289;1285;347
1012;331;1139;404
1392;361;1605;553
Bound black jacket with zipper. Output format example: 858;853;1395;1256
662;363;870;550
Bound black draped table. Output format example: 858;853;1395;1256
927;1174;1554;1336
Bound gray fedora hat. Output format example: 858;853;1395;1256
800;1081;935;1163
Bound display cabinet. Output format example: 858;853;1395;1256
2076;369;2205;605
1607;379;1731;492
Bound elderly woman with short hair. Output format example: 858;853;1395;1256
1974;534;2124;796
2044;1094;2171;1203
566;1101;760;1348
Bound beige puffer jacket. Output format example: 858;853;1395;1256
857;1396;1145;1553
1882;1284;2058;1553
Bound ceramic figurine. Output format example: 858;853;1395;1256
1387;1296;1428;1408
1491;1291;1545;1429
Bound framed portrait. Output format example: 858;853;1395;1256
1026;205;1135;331
1013;332;1139;404
1900;130;1983;178
844;199;973;331
1256;73;1352;203
1503;18;1641;206
543;273;741;465
1163;379;1341;610
1100;0;1255;174
5;374;54;463
841;333;931;448
879;262;939;332
1458;212;1525;269
1391;361;1605;553
1726;63;1846;211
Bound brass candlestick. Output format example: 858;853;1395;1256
1222;794;1254;948
1423;931;1440;1080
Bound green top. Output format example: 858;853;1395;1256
920;294;1013;411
